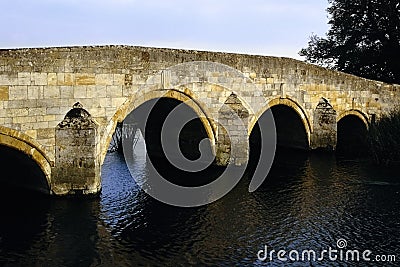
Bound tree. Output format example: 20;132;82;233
299;0;400;84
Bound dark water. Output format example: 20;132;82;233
1;141;399;266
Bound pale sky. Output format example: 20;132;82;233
1;0;330;60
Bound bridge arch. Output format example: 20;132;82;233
336;110;369;156
101;88;216;164
0;126;52;192
249;97;311;147
337;109;369;129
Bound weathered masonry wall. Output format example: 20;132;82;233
0;45;399;195
52;102;101;195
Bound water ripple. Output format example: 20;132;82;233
1;151;400;266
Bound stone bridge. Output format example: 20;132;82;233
0;45;399;196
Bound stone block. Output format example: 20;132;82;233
37;99;62;109
0;75;17;86
7;108;29;117
8;99;36;109
24;129;37;139
13;116;36;124
43;86;61;99
60;86;74;98
56;128;97;146
76;74;95;85
64;73;75;86
73;86;87;98
48;120;59;128
90;85;107;98
96;98;111;108
106;85;122;97
32;73;48;86
0;108;7;118
0;86;9;100
18;72;31;86
249;72;257;79
56;73;65;85
111;97;126;108
48;73;57;86
89;108;106;117
28;86;43;99
266;77;274;84
46;107;60;115
43;114;56;121
37;128;55;139
39;137;55;147
9;86;28;100
105;107;117;117
95;74;113;85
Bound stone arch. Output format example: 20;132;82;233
337;109;369;129
0;126;52;188
249;98;311;146
100;88;216;164
336;109;369;156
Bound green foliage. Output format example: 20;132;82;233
300;0;400;84
367;109;400;165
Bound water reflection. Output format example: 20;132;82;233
0;188;51;262
0;145;399;266
0;188;102;266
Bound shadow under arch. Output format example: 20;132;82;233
0;126;52;194
122;96;222;187
337;109;369;129
336;110;369;157
100;89;216;165
249;98;311;148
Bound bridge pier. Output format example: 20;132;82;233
216;93;249;166
310;98;337;151
51;103;101;196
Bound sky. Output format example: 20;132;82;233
1;0;330;60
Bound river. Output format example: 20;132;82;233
0;138;399;266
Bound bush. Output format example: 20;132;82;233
367;109;400;166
